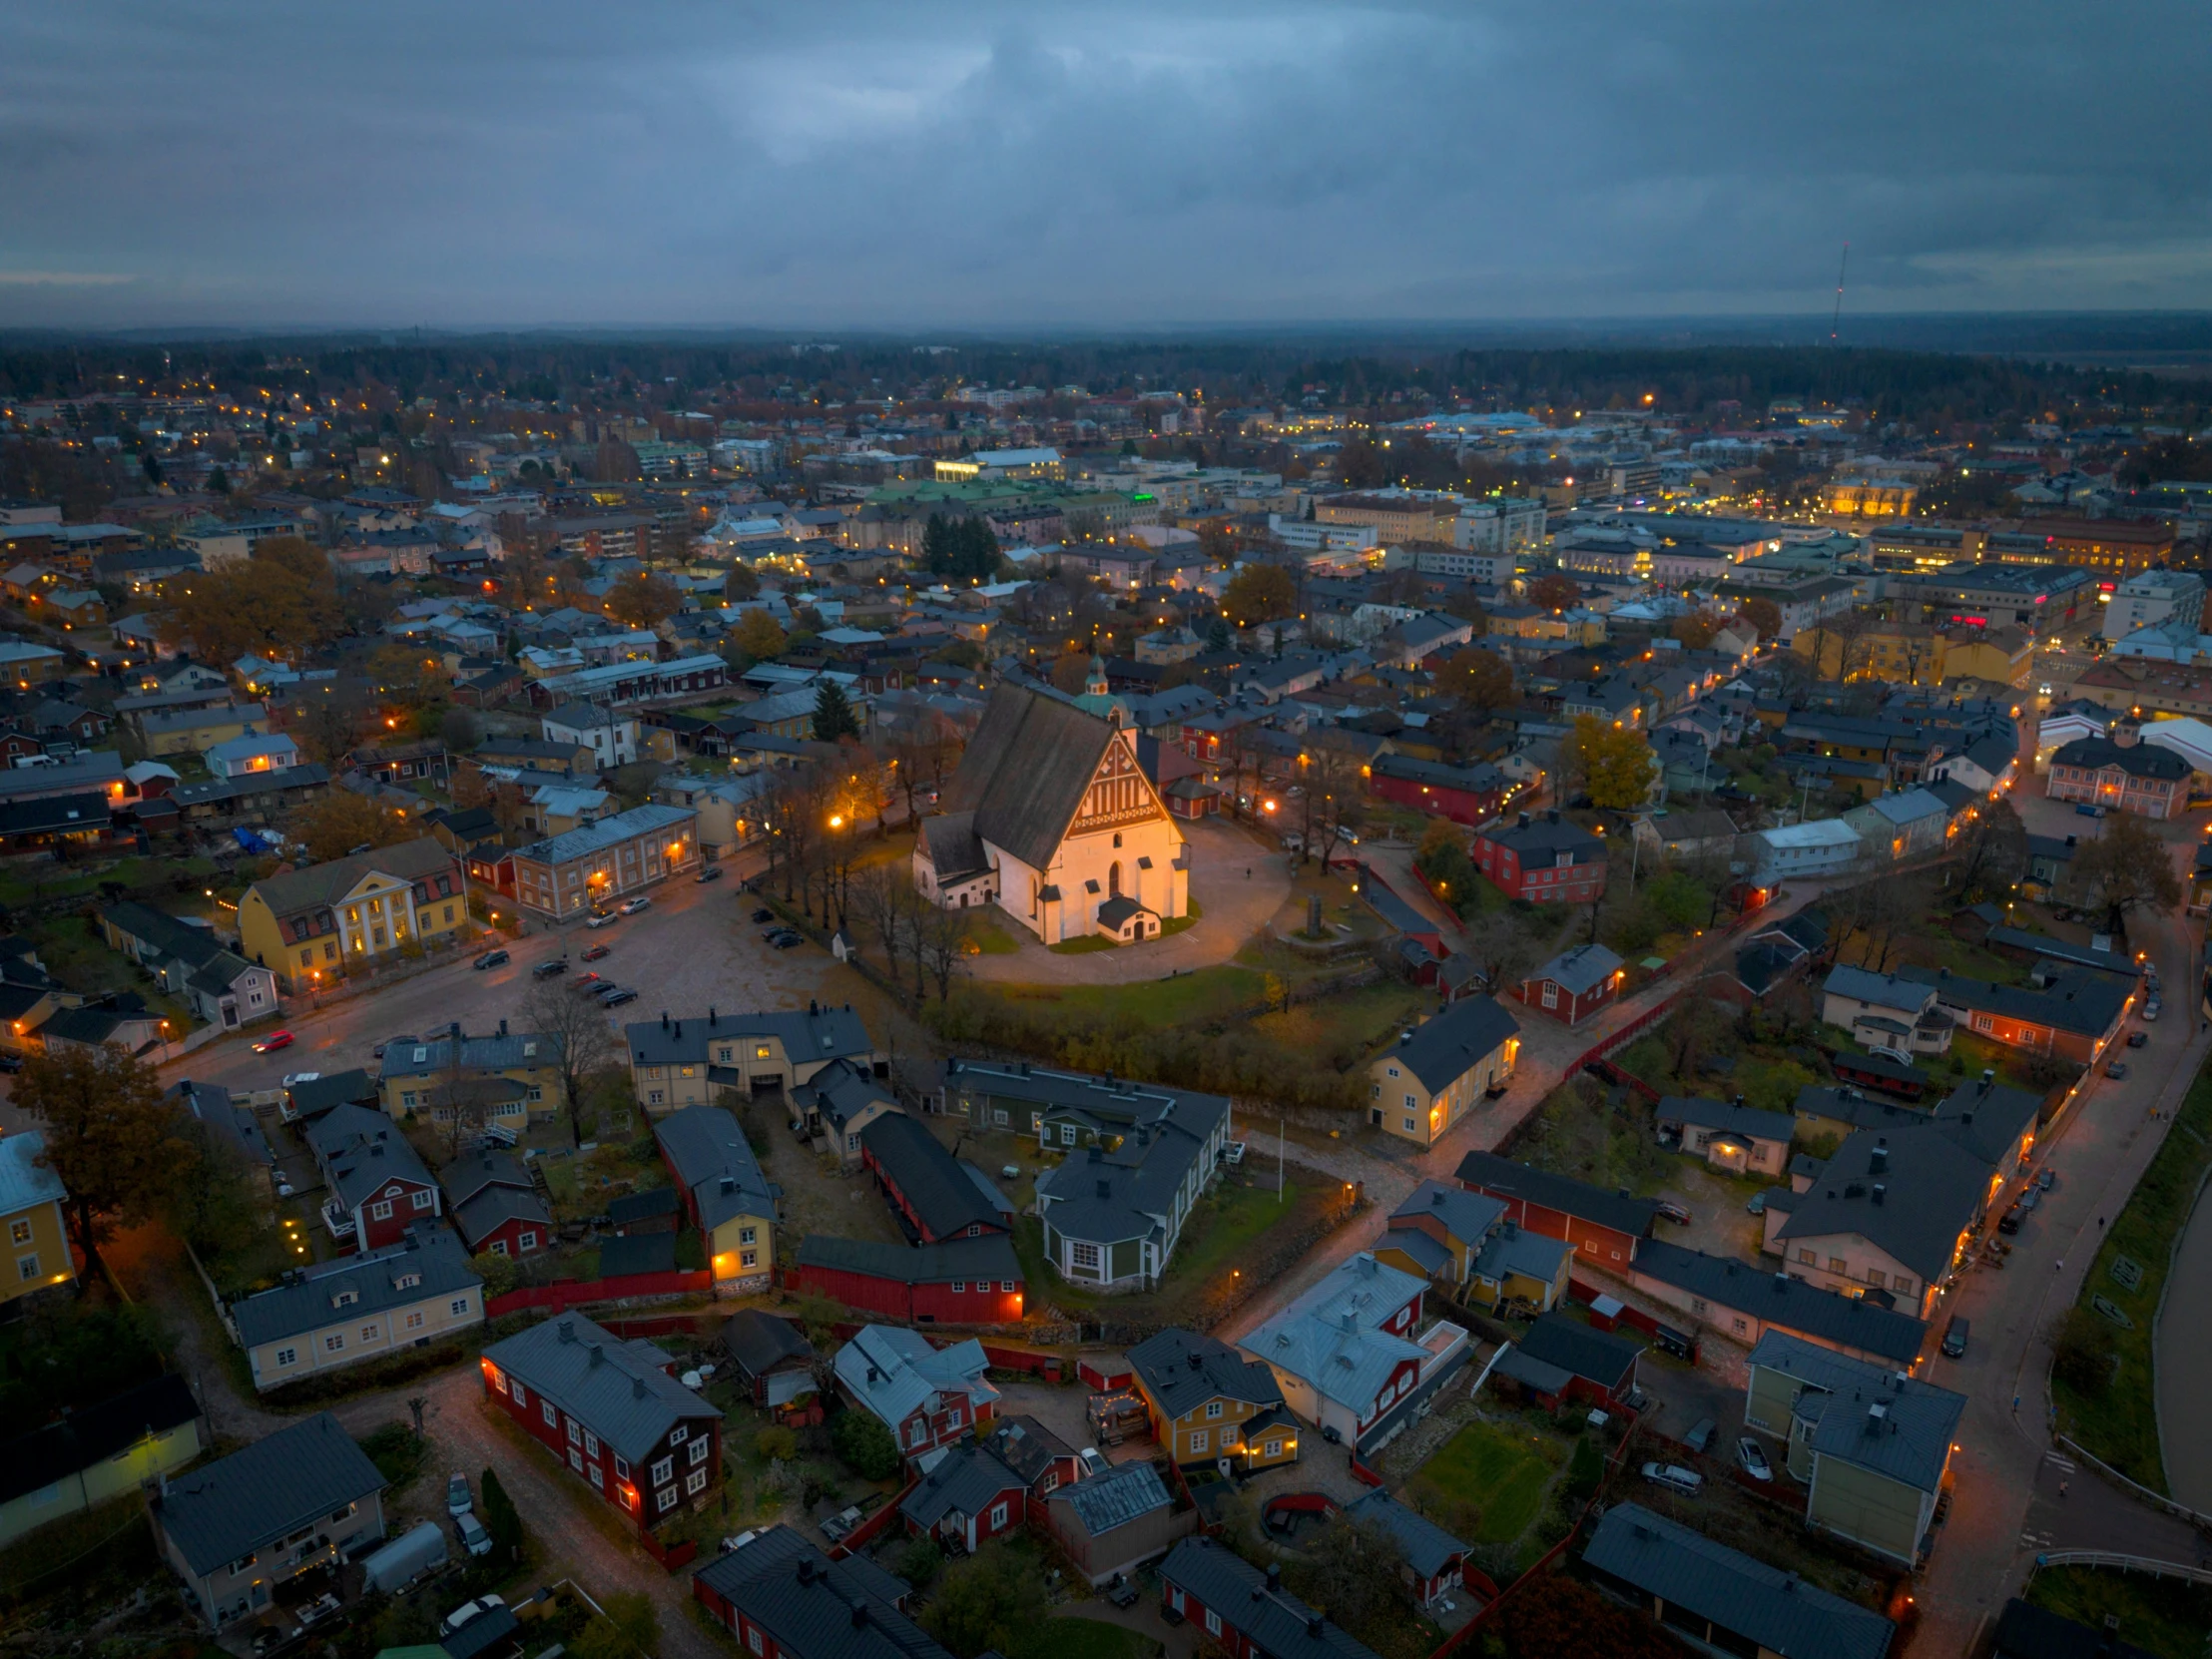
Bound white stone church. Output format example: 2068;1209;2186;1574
911;681;1190;943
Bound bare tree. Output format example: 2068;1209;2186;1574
1309;745;1368;870
916;902;968;1003
521;979;620;1146
850;863;924;1002
1460;912;1538;996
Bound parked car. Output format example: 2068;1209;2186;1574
2127;1030;2149;1048
721;1530;761;1555
599;987;639;1007
821;1505;864;1543
1076;1446;1109;1478
2037;1167;2056;1192
1745;1192;1767;1216
570;971;606;992
585;912;618;929
695;865;724;883
455;1512;492;1557
619;896;653;915
0;1053;22;1073
752;907;776;923
2074;803;2107;818
446;1472;472;1517
1941;1316;1970;1359
2016;1187;2040;1214
1997;1207;2024;1236
2143;997;2162;1023
581;943;610;961
1683;1418;1717;1454
472;949;510;970
768;931;803;950
442;1596;506;1636
1654;1200;1692;1226
253;1030;295;1053
531;959;566;979
1735;1438;1772;1482
1640;1462;1703;1496
2106;1060;2130;1079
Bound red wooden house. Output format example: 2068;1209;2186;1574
1471;810;1606;904
1159;1538;1381;1659
831;1325;999;1467
441;1150;553;1258
303;1103;439;1254
1367;754;1507;827
479;1312;723;1534
1512;942;1624;1027
1454;1151;1657;1271
858;1113;1011;1245
1491;1312;1643;1409
787;1234;1024;1325
897;1442;1030;1554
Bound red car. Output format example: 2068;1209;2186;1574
581;944;610;962
253;1030;295;1053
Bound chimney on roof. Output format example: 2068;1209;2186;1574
661;1011;670;1031
588;1343;603;1367
633;1375;648;1399
1871;1140;1888;1174
1547;810;1560;825
1096;1180;1110;1199
1517;812;1530;828
796;1557;816;1587
1308;1615;1325;1637
557;1319;575;1343
849;1598;870;1630
674;1019;682;1039
1873;1182;1886;1205
449;1020;461;1040
1188;1352;1202;1372
710;1007;717;1026
1980;1068;1994;1094
721;1175;736;1194
498;1017;507;1038
1267;1563;1283;1593
810;999;819;1015
1431;1190;1443;1206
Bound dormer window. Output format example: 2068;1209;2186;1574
331;1290;358;1308
392;1273;420;1290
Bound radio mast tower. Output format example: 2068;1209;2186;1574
1830;243;1850;343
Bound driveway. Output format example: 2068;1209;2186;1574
965;816;1291;985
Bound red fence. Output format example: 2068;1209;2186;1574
486;1269;715;1320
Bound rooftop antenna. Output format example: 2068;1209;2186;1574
1830;243;1850;344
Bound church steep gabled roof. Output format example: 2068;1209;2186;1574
939;685;1157;872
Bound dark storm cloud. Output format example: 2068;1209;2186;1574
0;0;2205;326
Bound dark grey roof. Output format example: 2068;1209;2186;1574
624;1004;875;1070
1747;1332;1965;1494
792;1057;895;1131
1129;1328;1285;1420
899;1442;1027;1529
379;1028;559;1080
481;1312;719;1463
151;1411;386;1576
1342;1489;1466;1578
655;1105;775;1231
171;763;331;808
0;1374;201;1506
1387;1179;1507;1244
283;1068;378;1118
1656;1095;1798;1144
1370;753;1504;794
1583;1502;1895;1659
860;1113;1005;1238
1455;1151;1658;1240
1982;927;2140;979
920;812;988;882
1471;1221;1573;1286
1897;964;2131;1040
1632;1241;1927;1366
1159;1538;1382;1659
939;685;1132;872
1051;1459;1173;1535
721;1310;816;1378
980;1414;1073;1486
450;1184;551;1251
1775;1124;1996;1285
1526;941;1622;996
694;1524;952;1659
598;1232;678;1277
304;1102;434;1212
231;1226;480;1348
1388;996;1521;1093
440;1150;533;1210
793;1233;1019;1286
1991;1597;2157;1659
246;834;450;918
1380;1225;1452;1275
1514;1313;1643;1388
100;900;230;970
607;1186;682;1227
2051;737;2189;780
1478;810;1603;864
442;1605;522;1659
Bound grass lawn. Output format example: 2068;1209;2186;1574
962;914;1021;955
1253;982;1440;1074
2052;1061;2212;1490
1158;896;1203;938
2027;1564;2212;1659
1014;1173;1335;1323
1033;1618;1161;1659
1021;963;1272;1026
1404;1418;1559;1546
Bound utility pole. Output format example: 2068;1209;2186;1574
1279;1113;1286;1202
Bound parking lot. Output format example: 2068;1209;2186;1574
159;859;843;1099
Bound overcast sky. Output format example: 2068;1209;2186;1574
3;1;2207;331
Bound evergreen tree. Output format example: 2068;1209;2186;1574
207;464;231;493
1207;616;1231;651
921;512;950;575
813;681;861;743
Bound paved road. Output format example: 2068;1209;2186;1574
1905;750;2211;1658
